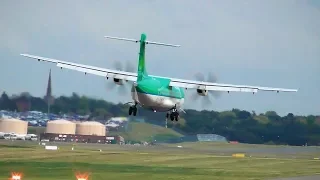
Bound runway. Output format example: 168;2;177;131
270;175;320;180
42;141;320;160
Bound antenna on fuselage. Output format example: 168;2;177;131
104;34;181;47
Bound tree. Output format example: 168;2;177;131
265;111;280;121
306;115;316;125
0;90;319;146
0;92;16;111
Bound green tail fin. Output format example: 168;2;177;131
137;33;148;81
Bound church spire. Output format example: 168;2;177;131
44;69;54;115
46;69;52;98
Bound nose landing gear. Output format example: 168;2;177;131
166;106;179;121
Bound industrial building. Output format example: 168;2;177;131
40;119;124;144
106;135;125;144
0;118;28;134
40;133;124;144
40;133;107;143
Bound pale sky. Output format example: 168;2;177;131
0;0;319;116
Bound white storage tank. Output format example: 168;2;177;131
0;118;28;134
46;119;76;134
76;121;106;136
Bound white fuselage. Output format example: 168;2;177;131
131;87;184;112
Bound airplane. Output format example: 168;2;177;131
20;33;298;122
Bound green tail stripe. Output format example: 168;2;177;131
137;33;147;81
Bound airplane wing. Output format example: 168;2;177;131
168;77;298;93
20;54;297;93
20;54;137;82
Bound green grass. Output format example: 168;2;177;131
0;141;319;180
108;122;183;142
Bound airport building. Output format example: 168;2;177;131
40;133;124;144
40;119;124;144
40;133;107;143
106;135;125;145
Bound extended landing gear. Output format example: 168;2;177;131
166;108;179;121
128;103;138;116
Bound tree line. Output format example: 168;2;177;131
0;91;319;146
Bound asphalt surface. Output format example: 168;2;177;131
2;140;319;159
38;141;320;160
270;175;320;180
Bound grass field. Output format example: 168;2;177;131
0;140;319;180
108;122;183;142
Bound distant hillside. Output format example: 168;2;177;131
108;122;183;142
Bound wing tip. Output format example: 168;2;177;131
20;53;31;57
286;88;298;92
278;89;298;92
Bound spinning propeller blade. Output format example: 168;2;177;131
190;71;222;107
105;60;136;95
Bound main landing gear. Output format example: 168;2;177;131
128;103;138;116
166;107;179;121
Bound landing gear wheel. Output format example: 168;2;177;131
129;107;133;115
170;113;175;121
168;106;180;122
174;114;179;121
133;107;137;116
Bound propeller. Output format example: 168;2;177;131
113;60;135;73
190;72;222;107
105;60;136;95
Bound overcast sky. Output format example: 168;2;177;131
0;0;319;116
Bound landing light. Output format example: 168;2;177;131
11;172;22;180
75;172;90;180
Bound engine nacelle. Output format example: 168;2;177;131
196;89;208;96
113;78;124;85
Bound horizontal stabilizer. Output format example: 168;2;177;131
104;36;139;43
104;35;180;47
145;41;180;47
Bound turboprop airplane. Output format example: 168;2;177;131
20;33;297;121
